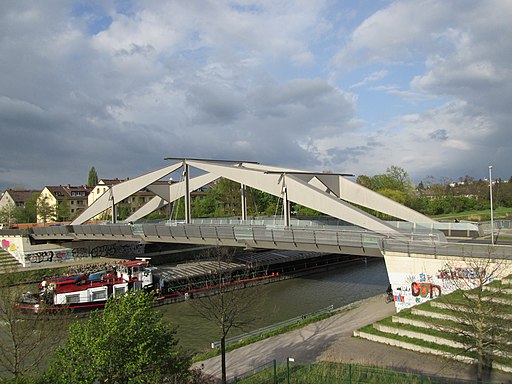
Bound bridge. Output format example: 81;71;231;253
30;157;471;256
7;158;512;311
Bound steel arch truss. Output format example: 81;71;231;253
71;159;436;235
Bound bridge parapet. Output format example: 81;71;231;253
28;222;447;259
382;238;512;260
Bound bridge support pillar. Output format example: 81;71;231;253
184;162;191;224
241;184;247;221
110;192;117;224
282;178;290;227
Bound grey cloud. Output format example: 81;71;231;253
429;129;448;141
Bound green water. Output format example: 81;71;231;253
159;258;389;352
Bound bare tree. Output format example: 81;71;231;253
434;255;512;383
0;270;69;379
188;247;260;384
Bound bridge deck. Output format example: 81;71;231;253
29;222;512;261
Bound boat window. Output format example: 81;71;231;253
66;294;80;304
91;289;107;301
114;286;126;296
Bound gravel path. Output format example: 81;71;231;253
194;294;512;383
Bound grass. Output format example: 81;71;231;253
358;323;472;359
237;361;440;384
355;281;512;372
432;207;512;222
0;266;68;285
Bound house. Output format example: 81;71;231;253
88;178;158;221
0;189;40;226
37;185;91;223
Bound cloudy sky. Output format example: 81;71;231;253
1;0;511;190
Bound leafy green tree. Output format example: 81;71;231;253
216;178;241;217
44;291;190;384
56;198;70;222
87;166;98;187
0;202;15;226
356;174;373;189
294;204;322;217
11;193;38;224
36;195;56;223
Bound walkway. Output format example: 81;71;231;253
194;295;512;383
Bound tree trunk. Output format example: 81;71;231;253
221;335;227;384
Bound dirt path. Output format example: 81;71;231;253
193;294;512;383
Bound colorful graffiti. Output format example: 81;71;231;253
25;249;73;264
411;282;441;299
2;239;16;252
437;265;486;280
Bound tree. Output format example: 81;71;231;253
434;256;512;382
189;248;259;384
0;271;66;379
0;202;15;226
11;193;38;224
87;166;98;187
36;195;56;224
44;290;190;384
216;178;242;217
56;198;70;222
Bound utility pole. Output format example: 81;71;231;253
489;165;494;245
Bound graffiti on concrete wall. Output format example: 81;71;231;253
89;243;145;258
385;256;499;312
2;239;16;252
25;249;73;264
72;247;90;258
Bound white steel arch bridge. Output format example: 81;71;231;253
70;158;436;235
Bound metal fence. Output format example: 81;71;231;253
210;305;334;349
230;361;502;384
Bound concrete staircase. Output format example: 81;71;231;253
354;276;512;373
0;249;22;272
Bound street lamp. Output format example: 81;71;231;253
489;165;494;245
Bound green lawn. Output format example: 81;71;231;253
432;207;512;221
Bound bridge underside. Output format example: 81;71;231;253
71;159;436;236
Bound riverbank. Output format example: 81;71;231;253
193;294;512;383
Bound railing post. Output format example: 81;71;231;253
273;359;277;384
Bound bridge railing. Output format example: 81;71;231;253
382;238;512;260
30;222;450;255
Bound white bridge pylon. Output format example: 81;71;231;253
71;159;436;235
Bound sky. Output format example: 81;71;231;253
1;0;511;191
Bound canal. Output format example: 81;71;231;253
159;257;389;352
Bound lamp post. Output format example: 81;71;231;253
489;165;494;245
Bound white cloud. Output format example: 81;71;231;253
1;0;512;191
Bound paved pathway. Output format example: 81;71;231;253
194;294;512;383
